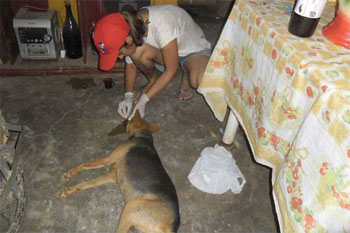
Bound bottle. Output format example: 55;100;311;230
62;0;82;59
288;0;328;38
322;0;350;49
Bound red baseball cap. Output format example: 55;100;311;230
93;13;130;71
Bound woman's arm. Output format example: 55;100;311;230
117;62;138;119
145;38;179;99
124;62;138;93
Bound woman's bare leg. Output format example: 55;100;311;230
178;71;195;100
183;55;210;89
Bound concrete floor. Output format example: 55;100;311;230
0;5;279;233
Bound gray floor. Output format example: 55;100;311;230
0;5;279;233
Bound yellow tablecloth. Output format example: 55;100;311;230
198;0;350;232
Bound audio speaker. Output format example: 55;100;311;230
105;0;150;13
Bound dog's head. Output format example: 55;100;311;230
126;110;162;137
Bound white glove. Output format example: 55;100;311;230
128;94;149;120
117;92;134;119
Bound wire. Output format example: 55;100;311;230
22;5;47;11
22;5;64;27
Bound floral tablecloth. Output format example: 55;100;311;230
198;0;350;232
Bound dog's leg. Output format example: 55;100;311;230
62;141;133;181
116;197;175;233
61;156;112;181
116;199;141;233
56;168;118;198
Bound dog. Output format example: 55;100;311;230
56;110;180;233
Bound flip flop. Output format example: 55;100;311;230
178;87;195;101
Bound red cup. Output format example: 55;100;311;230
103;78;114;89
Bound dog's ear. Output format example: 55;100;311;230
149;124;163;133
134;110;142;123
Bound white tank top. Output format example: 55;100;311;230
126;4;211;64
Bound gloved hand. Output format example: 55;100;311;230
117;92;134;119
128;94;149;120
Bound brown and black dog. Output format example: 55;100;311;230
56;111;180;233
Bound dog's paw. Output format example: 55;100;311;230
56;187;76;198
61;169;78;181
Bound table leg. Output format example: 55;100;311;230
222;110;239;145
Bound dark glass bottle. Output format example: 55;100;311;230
288;0;328;38
63;1;82;59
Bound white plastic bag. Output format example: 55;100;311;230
188;144;246;194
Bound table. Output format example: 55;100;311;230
198;0;350;232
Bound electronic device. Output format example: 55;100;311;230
105;0;150;13
13;8;61;60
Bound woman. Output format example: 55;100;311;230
93;4;211;120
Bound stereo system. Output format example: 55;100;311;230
13;8;61;60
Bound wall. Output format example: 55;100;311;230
10;0;79;28
48;0;79;28
150;0;178;5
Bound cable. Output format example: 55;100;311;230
22;5;64;27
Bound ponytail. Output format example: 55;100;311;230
121;11;146;47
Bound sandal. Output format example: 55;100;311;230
178;87;195;101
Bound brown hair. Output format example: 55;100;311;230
121;11;146;47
